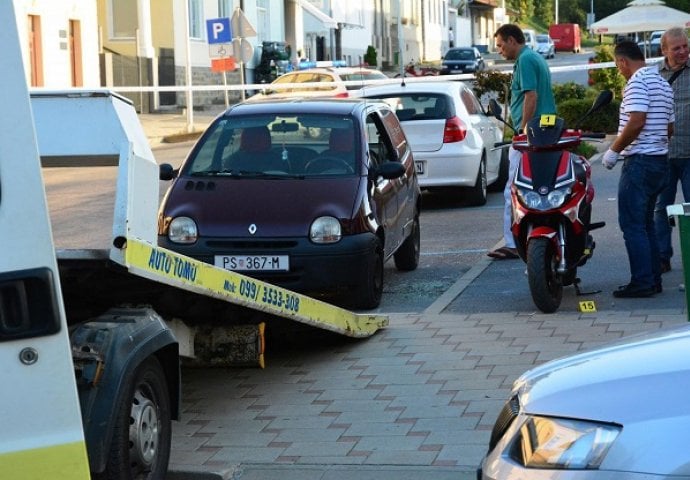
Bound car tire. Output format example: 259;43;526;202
464;156;487;206
354;238;384;309
99;357;171;480
489;148;509;192
394;214;420;271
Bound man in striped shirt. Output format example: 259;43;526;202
653;28;690;275
602;40;674;298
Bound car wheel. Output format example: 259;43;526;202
99;357;171;480
489;148;509;192
464;156;487;206
354;238;384;309
394;214;420;271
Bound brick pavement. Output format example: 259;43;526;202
168;306;686;479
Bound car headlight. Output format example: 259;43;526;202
310;216;341;243
168;216;198;244
510;416;620;469
517;187;570;210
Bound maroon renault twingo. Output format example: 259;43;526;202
158;99;420;309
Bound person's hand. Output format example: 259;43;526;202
602;149;619;170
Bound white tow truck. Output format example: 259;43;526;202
0;2;387;478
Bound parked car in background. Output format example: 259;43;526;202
549;23;581;53
522;29;538;50
158;99;421;309
479;324;690;479
535;34;555;59
247;66;389;101
638;30;664;57
440;47;485;74
357;81;507;206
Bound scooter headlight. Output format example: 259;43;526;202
521;190;543;209
517;187;570;211
547;189;567;208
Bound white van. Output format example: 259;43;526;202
522;29;538;50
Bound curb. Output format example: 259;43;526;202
162;131;205;144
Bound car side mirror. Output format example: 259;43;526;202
375;161;406;180
159;163;176;181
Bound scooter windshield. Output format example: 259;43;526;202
525;116;565;147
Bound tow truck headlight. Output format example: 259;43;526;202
510;416;620;469
168;216;198;244
311;216;341;244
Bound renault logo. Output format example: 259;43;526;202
248;224;257;235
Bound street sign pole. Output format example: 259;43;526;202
184;0;194;133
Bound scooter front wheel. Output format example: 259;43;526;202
527;237;563;313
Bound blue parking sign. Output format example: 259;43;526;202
206;18;232;44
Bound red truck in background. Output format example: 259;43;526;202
549;23;581;53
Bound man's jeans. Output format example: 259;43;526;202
653;157;690;262
618;154;668;289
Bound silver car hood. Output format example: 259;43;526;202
515;324;690;423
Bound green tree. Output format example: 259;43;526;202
589;45;625;99
534;0;554;26
508;0;534;22
363;46;377;67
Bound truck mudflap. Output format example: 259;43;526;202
123;237;389;338
70;307;179;475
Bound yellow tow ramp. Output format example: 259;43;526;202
123;238;389;338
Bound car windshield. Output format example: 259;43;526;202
182;114;359;178
445;49;474;60
364;93;451;121
536;35;550;43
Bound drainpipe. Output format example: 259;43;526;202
421;0;426;61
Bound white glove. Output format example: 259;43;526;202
602;149;619;170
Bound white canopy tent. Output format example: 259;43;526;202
590;0;690;34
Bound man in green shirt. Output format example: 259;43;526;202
488;24;556;260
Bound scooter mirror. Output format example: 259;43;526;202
591;90;613;112
487;99;502;119
574;89;614;129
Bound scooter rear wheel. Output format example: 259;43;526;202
527;237;563;313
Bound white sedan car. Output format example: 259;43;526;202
480;325;690;479
357;81;506;205
248;67;389;101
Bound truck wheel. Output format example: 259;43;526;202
103;357;171;480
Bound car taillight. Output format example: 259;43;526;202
443;116;467;143
334;92;349;98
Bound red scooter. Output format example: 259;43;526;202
395;61;439;78
489;90;612;313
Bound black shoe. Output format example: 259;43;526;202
613;284;656;298
656;282;663;294
661;260;671;274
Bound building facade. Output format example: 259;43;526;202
12;0;502;111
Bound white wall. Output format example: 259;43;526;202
13;0;100;87
339;1;373;66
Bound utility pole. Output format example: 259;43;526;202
555;0;559;24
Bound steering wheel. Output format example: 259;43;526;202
304;156;354;174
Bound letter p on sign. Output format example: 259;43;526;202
206;17;232;44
